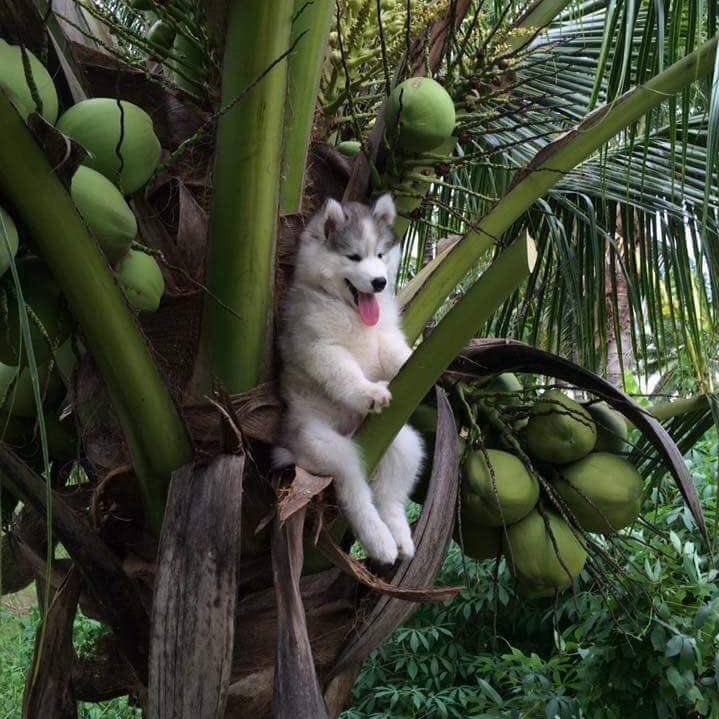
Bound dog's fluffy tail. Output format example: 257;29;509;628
272;446;295;469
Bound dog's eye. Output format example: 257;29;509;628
346;254;362;262
377;252;384;259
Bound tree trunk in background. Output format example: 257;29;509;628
606;210;634;388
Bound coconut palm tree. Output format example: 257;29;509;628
0;0;717;717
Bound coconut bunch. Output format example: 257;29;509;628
0;38;169;470
0;39;167;312
380;77;457;232
0;37;175;494
326;4;530;240
335;75;457;233
411;373;643;598
445;17;529;114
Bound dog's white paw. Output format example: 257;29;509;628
362;522;398;565
387;520;415;561
397;538;415;561
364;380;392;414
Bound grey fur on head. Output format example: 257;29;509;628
306;194;399;254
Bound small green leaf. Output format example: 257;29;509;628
665;635;684;657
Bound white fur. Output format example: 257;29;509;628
274;195;424;564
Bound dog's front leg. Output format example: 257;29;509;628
378;333;413;379
301;344;392;414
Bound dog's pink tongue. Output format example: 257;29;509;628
357;291;380;326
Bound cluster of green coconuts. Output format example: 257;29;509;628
0;39;167;316
0;39;167;457
337;75;456;221
412;374;643;598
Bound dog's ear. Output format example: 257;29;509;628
371;193;396;226
321;198;346;239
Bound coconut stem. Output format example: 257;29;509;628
200;0;294;393
280;0;334;213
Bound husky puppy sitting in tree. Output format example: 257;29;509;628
274;194;424;564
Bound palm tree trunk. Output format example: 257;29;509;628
605;208;634;388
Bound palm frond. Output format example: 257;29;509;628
392;1;719;395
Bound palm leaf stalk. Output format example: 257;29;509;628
280;0;334;213
357;234;537;471
511;0;574;50
650;394;711;422
400;33;719;344
201;0;294;393
0;94;192;532
517;0;574;29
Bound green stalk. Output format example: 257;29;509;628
0;94;192;532
280;0;334;212
513;0;573;38
650;395;710;422
401;34;719;343
358;236;537;473
202;0;294;393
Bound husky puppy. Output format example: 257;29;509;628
274;194;424;564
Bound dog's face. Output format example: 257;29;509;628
296;194;399;326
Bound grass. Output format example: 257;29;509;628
0;596;140;719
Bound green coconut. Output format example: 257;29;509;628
4;341;75;418
147;20;176;58
410;403;437;435
385;77;456;154
57;99;161;195
0;206;20;278
462;448;538;527
504;509;586;592
454;515;502;561
71;166;137;262
170;33;204;95
526;390;596;464
555;452;642;534
336;140;362;157
5;363;64;418
481;372;523;397
0;260;72;367
477;372;528;434
0;40;58;123
116;249;165;312
585;401;628;453
410;430;465;506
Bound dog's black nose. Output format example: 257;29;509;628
371;277;387;292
